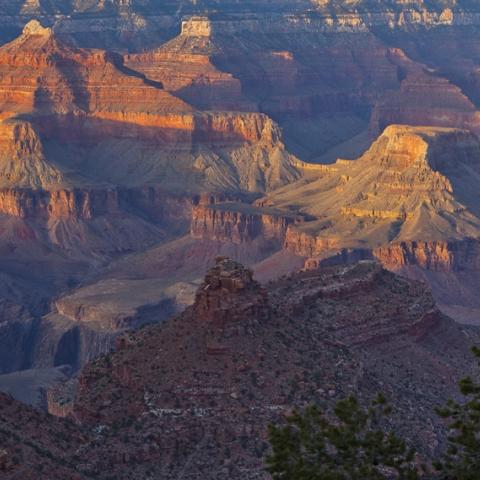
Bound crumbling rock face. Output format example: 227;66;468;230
194;257;269;334
190;202;298;244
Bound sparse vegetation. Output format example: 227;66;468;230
267;395;419;480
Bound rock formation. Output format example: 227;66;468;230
47;259;479;478
0;18;303;378
0;20;302;194
262;125;480;258
194;257;269;347
371;48;480;135
189;125;480;322
190;202;300;244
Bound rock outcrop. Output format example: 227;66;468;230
194;257;269;334
0;20;302;194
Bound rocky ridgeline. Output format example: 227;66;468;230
42;258;474;479
3;4;480;48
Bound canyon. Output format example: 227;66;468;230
0;17;303;383
194;125;480;324
1;1;480;376
1;1;480;476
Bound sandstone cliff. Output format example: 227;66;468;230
190;202;300;244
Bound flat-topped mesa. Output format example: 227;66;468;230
193;257;270;336
181;16;213;37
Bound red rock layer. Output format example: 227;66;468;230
0;21;192;118
30;110;281;147
373;239;480;272
190;203;298;244
284;226;480;274
125;50;254;111
0;187;193;222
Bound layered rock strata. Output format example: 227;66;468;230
190;202;301;244
261;125;480;263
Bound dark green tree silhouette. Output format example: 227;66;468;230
436;346;480;480
266;395;418;480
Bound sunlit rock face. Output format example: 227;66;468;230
0;20;302;195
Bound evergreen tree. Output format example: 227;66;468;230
266;395;418;480
436;346;480;480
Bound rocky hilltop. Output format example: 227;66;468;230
2;258;477;479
